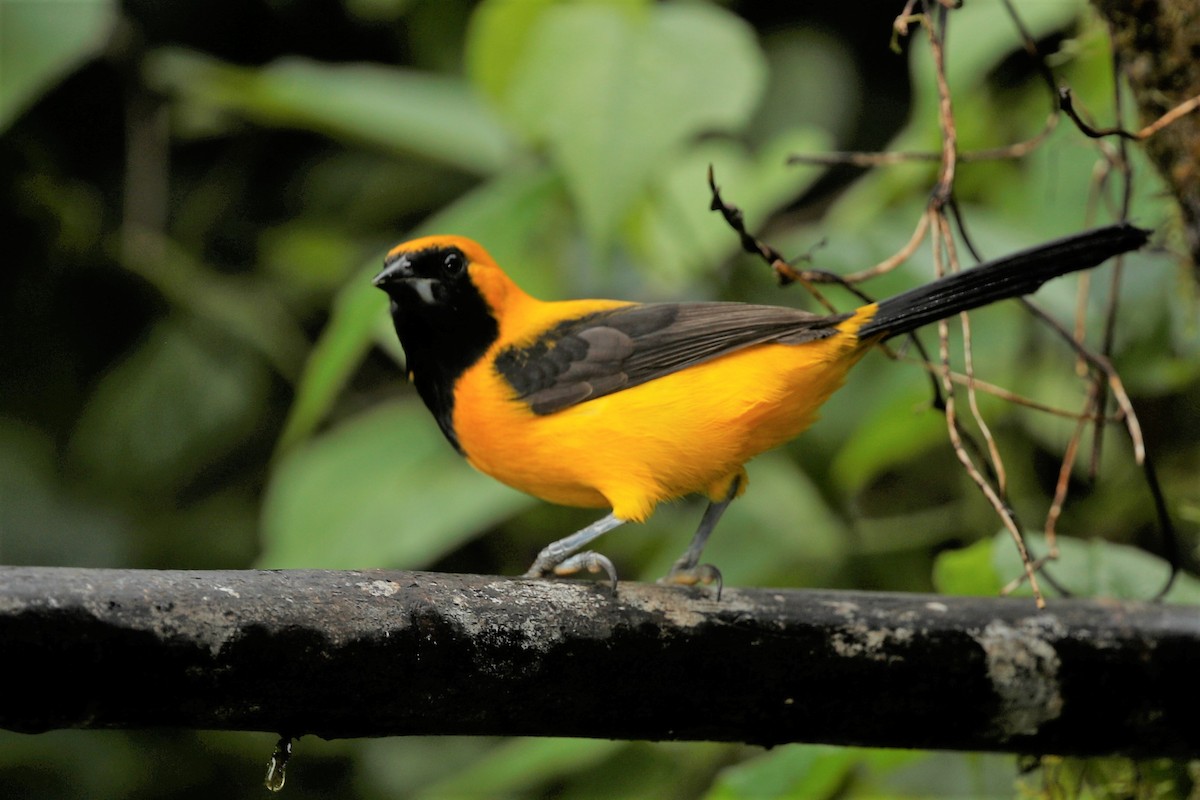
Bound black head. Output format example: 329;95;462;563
373;238;502;452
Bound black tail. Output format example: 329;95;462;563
857;224;1151;341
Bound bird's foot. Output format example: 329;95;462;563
659;563;723;600
524;551;618;593
521;513;625;592
554;551;618;592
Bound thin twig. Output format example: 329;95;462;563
950;268;1009;495
718;0;1178;604
793;28;1200;175
933;209;1009;495
1020;297;1180;598
1000;0;1061;113
1044;390;1097;555
1019;300;1143;464
897;357;1121;423
842;214;931;283
1059;87;1200;142
787;115;1058;169
892;0;924;46
707;168;948;414
931;214;1044;607
1136;93;1200;139
920;3;1041;601
707;166;850;312
1087;44;1138;479
946;199;1074;595
926;3;957;208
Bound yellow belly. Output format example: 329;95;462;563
452;312;871;522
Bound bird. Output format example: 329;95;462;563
373;224;1149;590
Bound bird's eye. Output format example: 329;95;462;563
443;251;466;277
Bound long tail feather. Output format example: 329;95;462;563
857;224;1150;341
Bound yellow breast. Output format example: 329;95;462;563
452;304;875;522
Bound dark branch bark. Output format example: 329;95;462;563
1;567;1197;757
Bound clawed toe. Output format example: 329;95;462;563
660;563;724;600
524;551;618;592
522;512;626;589
554;551;618;592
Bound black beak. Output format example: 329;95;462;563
373;254;413;288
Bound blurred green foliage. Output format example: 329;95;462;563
1;0;1197;797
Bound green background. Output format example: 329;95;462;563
2;0;1197;797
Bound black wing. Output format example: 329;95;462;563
493;302;851;415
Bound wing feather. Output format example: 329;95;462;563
493;302;850;415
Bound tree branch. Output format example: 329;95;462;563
1;567;1196;757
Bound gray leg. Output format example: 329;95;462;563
661;477;741;596
524;513;626;589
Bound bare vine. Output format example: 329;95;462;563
711;0;1194;604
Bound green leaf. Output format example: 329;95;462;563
909;1;1084;103
124;234;308;381
864;751;1019;797
275;265;384;455
413;738;625;800
932;537;1005;597
626;127;830;289
464;0;560;104
357;738;497;797
827;3;1087;228
992;532;1200;605
145;50;517;174
0;419;127;567
749;27;861;147
501;2;766;248
260;401;535;569
0;0;116;131
68;318;269;496
900;0;1084;148
707;745;919;800
828;375;947;493
708;746;856;800
938;532;1200;604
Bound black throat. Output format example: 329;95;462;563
387;290;499;454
